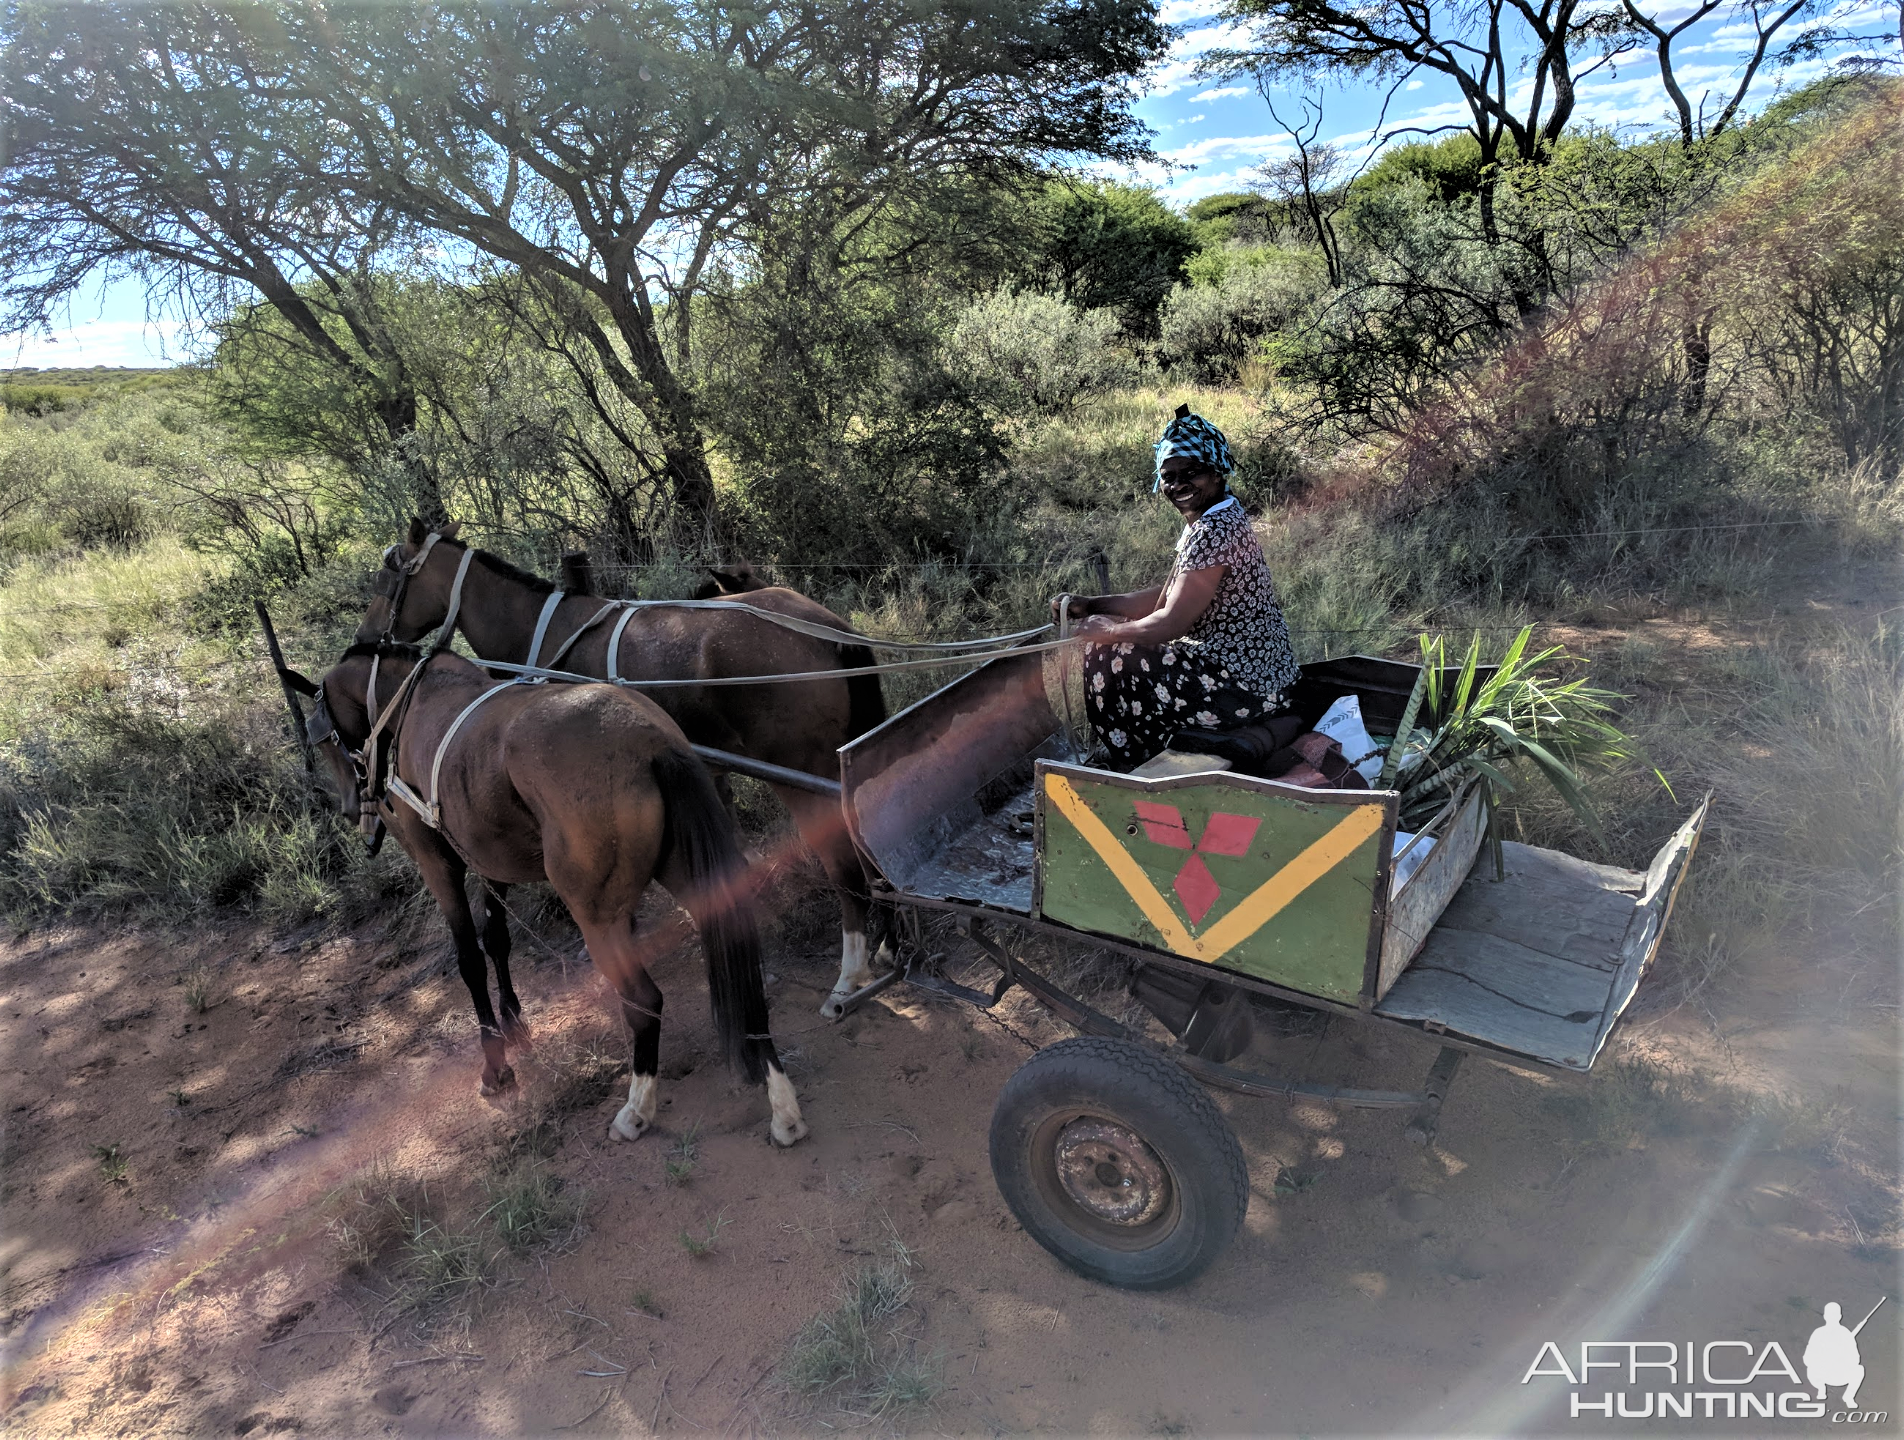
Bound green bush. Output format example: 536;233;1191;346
942;287;1133;415
1160;249;1324;385
0;684;388;920
1031;180;1198;335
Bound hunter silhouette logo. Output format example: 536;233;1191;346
1806;1299;1884;1408
1131;801;1260;924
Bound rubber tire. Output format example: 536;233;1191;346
988;1036;1248;1290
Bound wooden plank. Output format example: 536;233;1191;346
1130;750;1233;779
1035;762;1392;1004
1370;810;1708;1070
1376;782;1486;1000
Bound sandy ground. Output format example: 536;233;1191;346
1;847;1894;1437
0;559;1897;1437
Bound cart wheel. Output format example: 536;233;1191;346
988;1036;1248;1290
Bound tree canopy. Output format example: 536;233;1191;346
1;0;1169;538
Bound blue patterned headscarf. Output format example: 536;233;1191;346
1153;407;1235;493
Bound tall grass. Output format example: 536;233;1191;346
0;535;400;920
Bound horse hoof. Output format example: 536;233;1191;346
610;1112;648;1143
480;1066;515;1097
769;1116;810;1148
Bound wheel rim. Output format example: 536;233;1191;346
1029;1111;1180;1251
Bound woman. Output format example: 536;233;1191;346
1056;408;1300;770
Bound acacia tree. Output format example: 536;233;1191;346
270;0;1166;539
0;2;448;514
1208;0;1632;255
1256;95;1346;285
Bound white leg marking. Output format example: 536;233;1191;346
766;1065;809;1147
820;929;875;1018
610;1072;658;1143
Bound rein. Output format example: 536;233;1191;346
384;531;1054;664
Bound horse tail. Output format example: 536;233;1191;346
650;748;769;1086
838;643;886;739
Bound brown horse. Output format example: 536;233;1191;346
293;640;808;1147
357;521;888;1017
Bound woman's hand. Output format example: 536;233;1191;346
1050;593;1094;625
1075;613;1123;639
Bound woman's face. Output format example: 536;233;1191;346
1159;457;1227;518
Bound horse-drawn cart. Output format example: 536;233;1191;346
263;576;1705;1292
824;645;1706;1289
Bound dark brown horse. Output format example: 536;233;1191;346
294;640;808;1147
357;522;888;1017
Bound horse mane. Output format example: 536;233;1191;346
469;545;556;594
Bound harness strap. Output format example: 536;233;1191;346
434;546;476;655
613;597;1050;653
605;603;639;683
361;547;476;805
410;531;443;573
418;679;531;829
525;589;566;668
472;634;1076;688
543;600;622;670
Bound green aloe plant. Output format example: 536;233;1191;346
1392;627;1641;834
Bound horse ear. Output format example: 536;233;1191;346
439;521;462;540
407;516;428;545
281;667;320;697
1174;402;1191;419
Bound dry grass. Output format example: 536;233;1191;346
780;1240;942;1420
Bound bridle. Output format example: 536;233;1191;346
303;671;387;851
371;531;447;644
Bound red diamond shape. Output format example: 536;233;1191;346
1197;812;1260;857
1133;800;1191;849
1174;854;1222;926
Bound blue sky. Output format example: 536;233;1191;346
5;0;1897;370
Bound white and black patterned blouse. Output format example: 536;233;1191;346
1163;497;1300;700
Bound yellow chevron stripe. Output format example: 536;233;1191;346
1195;803;1386;958
1043;773;1385;964
1043;773;1199;957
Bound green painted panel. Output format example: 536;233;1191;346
1037;769;1386;1003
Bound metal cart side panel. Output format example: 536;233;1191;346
1033;761;1395;1005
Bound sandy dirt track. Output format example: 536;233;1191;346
1;852;1894;1436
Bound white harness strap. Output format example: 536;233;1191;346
437;545;476;644
526;589;566;668
613;598;1051;652
605;603;639;683
543;600;622;670
387;677;535;830
363;545;479;805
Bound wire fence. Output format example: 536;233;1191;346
0;510;1838;680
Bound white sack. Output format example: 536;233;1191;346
1314;694;1385;784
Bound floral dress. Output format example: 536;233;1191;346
1084;498;1300;770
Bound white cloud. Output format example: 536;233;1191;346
1142;19;1255;98
1406;79;1424;91
1163;132;1293;167
1184;113;1207;124
1189;85;1251;103
1157;0;1226;21
1;317;190;370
